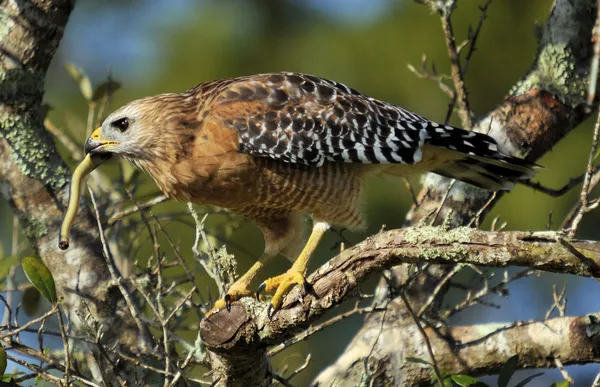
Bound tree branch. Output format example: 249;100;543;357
0;0;154;372
201;227;600;382
317;0;598;384
396;314;600;386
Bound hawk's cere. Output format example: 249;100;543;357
60;72;537;314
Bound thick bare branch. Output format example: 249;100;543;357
369;314;600;386
201;227;600;383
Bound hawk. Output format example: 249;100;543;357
79;72;536;315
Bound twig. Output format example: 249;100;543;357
5;340;100;386
561;168;600;229
44;118;83;160
168;331;205;386
95;69;117;126
399;292;445;386
271;372;295;387
438;0;473;128
8;352;100;387
285;354;311;383
106;194;169;227
88;187;155;351
124;191;208;314
268;303;383;356
114;349;211;385
462;0;493;76
554;357;574;385
587;0;600;109
188;203;232;298
37;314;46;352
131;278;173;386
401;177;420;207
0;304;58;339
363;293;390;385
1;217;18;334
57;305;71;385
444;269;536;318
417;264;463;317
0;295;12;339
154;227;171;387
148;205;208;310
86;101;96;139
592;369;600;387
166;286;197;324
407;55;455;99
430;180;456;225
545;283;567;319
520;167;600;197
565;53;600;236
467;191;497;227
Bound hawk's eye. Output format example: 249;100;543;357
111;118;129;132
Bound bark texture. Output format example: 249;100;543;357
1;0;599;385
0;0;152;358
315;0;598;385
318;314;600;386
201;227;600;384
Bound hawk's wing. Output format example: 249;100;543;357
210;72;431;167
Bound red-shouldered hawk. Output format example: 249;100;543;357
79;72;536;316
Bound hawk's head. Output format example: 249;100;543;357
85;97;162;161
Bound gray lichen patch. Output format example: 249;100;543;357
512;44;588;106
215;245;238;286
0;110;70;190
401;225;474;246
19;212;48;240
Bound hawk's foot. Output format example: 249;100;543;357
257;268;309;316
209;282;252;315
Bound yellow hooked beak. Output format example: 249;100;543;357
84;127;120;155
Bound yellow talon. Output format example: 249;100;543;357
208;282;253;315
262;269;307;311
206;221;329;317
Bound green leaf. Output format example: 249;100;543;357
2;372;25;382
22;257;57;304
0;347;6;377
405;357;432;366
22;286;42;316
451;374;489;386
514;372;544;387
433;375;454;387
0;255;19;282
64;63;93;101
549;381;570;387
92;78;121;102
498;355;519;387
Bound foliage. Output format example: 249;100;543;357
21;257;57;304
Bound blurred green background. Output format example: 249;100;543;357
2;0;599;385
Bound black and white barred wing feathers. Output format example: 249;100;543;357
213;72;536;190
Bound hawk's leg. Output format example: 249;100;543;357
210;208;302;314
211;252;275;312
260;221;330;313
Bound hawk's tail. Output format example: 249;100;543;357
425;126;538;191
432;154;537;191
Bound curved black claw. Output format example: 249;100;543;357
255;282;266;301
266;303;274;320
224;294;232;312
302;280;311;295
